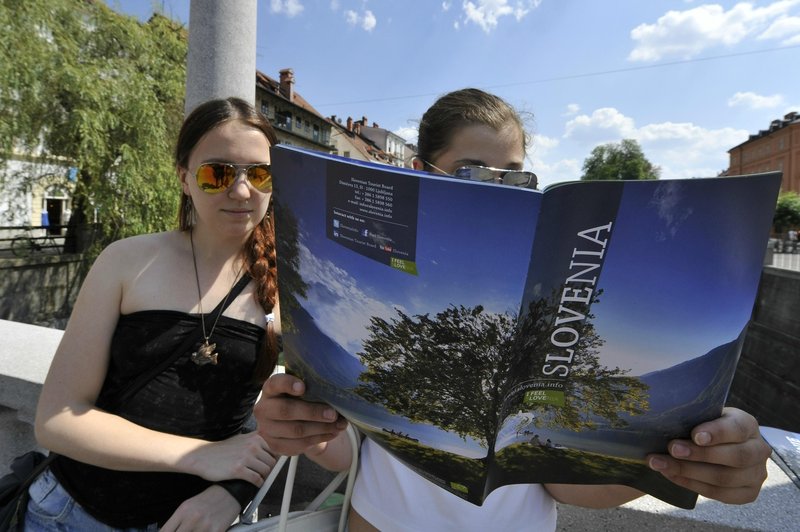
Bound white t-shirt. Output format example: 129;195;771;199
352;438;557;532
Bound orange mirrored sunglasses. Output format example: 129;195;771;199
195;162;272;194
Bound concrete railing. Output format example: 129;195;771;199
0;319;62;471
1;318;798;531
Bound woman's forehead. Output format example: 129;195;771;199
440;123;525;169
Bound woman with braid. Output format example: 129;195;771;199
27;98;318;531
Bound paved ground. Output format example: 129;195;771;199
557;458;800;531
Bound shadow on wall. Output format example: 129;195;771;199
0;254;88;328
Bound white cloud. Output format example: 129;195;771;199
564;107;636;143
270;0;305;18
628;0;800;61
330;0;340;11
758;14;800;42
362;10;377;31
394;126;418;145
462;0;542;34
727;91;785;109
442;1;452;11
345;9;377;32
563;103;580;116
556;107;749;180
298;242;403;353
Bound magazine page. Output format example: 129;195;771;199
271;145;542;503
492;173;782;508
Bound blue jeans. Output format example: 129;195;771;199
24;468;158;532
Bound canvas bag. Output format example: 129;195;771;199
229;423;360;532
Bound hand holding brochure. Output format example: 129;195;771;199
271;144;781;509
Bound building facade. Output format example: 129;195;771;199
256;68;335;153
727;112;800;194
356;119;407;168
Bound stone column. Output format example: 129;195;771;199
184;0;257;115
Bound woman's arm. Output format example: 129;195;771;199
34;240;273;485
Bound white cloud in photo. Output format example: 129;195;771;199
330;0;340;11
727;91;785;109
298;242;402;354
628;0;800;61
442;1;452;11
462;0;542;34
270;0;305;18
345;9;377;32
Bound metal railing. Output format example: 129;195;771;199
768;238;800;272
0;225;67;257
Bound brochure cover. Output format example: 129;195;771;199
271;144;781;509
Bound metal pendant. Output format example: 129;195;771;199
191;340;219;366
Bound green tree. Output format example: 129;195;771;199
0;0;187;249
773;191;800;235
581;139;660;181
355;294;649;454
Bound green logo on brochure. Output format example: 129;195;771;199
524;389;565;407
390;257;418;275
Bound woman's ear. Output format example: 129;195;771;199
411;157;425;171
178;166;190;195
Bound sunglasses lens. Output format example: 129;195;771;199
502;172;532;187
196;163;234;194
247;164;272;191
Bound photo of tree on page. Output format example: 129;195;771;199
271;145;781;510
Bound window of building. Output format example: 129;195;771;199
295;115;302;128
275;110;292;130
343;150;350;158
313;124;320;142
305;120;311;132
261;101;268;115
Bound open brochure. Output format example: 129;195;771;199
271;144;781;509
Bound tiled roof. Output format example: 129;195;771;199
255;70;326;119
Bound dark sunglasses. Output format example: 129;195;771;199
422;159;538;190
195;162;272;194
452;165;538;189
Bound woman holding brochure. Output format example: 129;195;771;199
255;88;772;531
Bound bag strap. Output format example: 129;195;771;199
107;273;252;410
235;424;360;532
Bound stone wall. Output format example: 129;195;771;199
0;254;87;327
728;266;800;432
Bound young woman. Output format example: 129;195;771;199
255;88;772;531
29;98;282;531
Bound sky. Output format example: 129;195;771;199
106;0;800;188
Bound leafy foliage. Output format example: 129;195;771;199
0;0;187;247
355;291;649;453
773;191;800;235
581;139;660;181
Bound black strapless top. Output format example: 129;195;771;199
51;309;265;527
